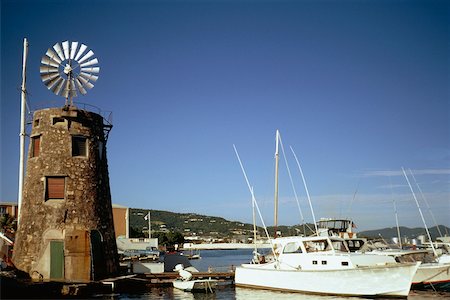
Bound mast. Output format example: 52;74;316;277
273;130;280;238
402;168;437;256
18;38;29;226
251;186;257;254
393;199;402;248
389;175;402;248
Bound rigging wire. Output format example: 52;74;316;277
409;169;443;237
277;133;311;235
402;167;437;257
233;144;279;264
290;146;319;236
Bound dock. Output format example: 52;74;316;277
137;271;235;286
1;270;235;298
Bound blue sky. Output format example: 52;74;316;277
1;0;449;231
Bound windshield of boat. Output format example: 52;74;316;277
283;242;303;254
346;239;365;252
304;239;332;252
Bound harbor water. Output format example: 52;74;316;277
113;249;447;300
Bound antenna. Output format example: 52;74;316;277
40;41;100;106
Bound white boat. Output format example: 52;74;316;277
235;235;420;297
317;218;450;291
173;264;217;293
233;131;420;297
370;249;450;291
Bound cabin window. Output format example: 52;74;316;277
304;240;330;252
31;135;41;157
321;260;327;265
72;136;87;157
312;260;318;265
45;177;66;200
283;242;302;254
341;261;349;266
331;240;348;252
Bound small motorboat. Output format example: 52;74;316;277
172;264;217;293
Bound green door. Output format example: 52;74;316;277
50;240;64;279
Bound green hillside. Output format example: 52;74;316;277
128;207;449;242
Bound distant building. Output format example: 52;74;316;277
0;202;18;218
112;204;129;238
13;107;119;281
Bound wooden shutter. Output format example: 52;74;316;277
47;177;65;199
32;136;40;157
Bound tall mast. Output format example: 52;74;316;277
273;130;280;238
402;168;437;256
393;199;402;248
18;38;29;226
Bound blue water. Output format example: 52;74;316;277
113;249;448;300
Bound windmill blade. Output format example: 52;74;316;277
80;72;98;82
45;48;62;64
75;78;87;95
62;41;70;60
61;79;72;98
40;72;60;83
70;42;78;59
53;42;65;62
80;58;98;68
41;56;59;68
74;44;87;61
78;76;95;89
46;76;63;89
78;50;95;64
53;79;65;95
40;65;59;74
81;66;100;73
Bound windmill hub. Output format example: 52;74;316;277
63;63;73;75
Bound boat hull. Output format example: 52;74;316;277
173;279;217;292
235;262;419;297
412;263;450;291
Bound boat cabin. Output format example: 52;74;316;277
317;218;357;239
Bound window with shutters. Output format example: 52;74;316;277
45;177;65;201
72;136;87;157
31;136;41;157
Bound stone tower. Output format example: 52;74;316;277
13;106;119;281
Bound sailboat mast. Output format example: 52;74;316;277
251;186;257;253
18;38;29;226
402;168;437;257
274;130;280;238
393;199;403;249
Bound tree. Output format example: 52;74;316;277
0;214;16;235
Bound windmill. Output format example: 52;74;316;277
14;40;119;281
40;41;100;106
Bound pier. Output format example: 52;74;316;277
1;269;235;298
137;271;235;286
